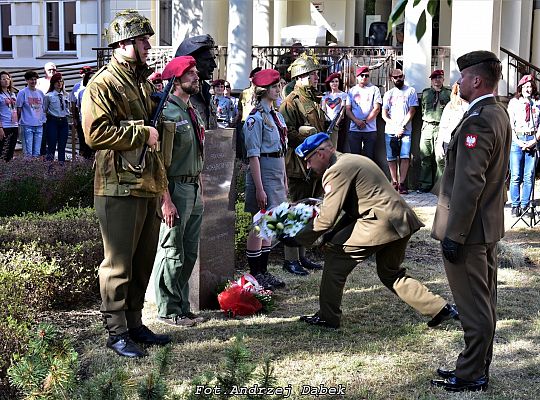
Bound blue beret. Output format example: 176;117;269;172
295;133;331;159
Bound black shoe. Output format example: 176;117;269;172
262;272;286;288
431;375;488;392
254;273;275;291
436;367;455;379
299;256;323;270
427;303;459;327
511;206;522;217
107;332;148;358
299;313;339;329
283;260;309;276
129;325;171;346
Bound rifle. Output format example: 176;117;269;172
135;78;176;168
326;106;344;135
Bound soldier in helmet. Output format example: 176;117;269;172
82;9;170;358
278;53;326;275
175;34;218;129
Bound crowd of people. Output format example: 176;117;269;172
0;63;95;163
3;8;533;394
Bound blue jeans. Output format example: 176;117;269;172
509;137;536;208
45;116;69;161
348;130;377;160
21;125;43;157
385;133;411;161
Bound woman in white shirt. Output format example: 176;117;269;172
0;71;19;161
44;73;70;163
507;74;540;217
321;72;348;149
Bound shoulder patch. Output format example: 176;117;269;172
464;134;478;149
324;183;332;194
246;117;256;131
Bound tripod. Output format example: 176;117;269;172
511;145;540;228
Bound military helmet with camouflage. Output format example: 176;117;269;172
288;53;321;79
105;9;154;48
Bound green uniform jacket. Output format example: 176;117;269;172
164;95;204;177
296;152;424;247
431;97;511;244
421;86;451;123
279;85;326;179
82;54;167;197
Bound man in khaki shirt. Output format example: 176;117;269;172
288;133;458;331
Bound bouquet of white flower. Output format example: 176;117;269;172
251;199;320;242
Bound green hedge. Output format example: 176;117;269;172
0;158;94;217
0;207;102;393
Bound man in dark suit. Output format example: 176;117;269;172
289;133;458;330
431;50;512;392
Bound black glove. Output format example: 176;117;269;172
442;237;460;263
278;234;301;247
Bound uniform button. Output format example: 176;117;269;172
124;189;129;193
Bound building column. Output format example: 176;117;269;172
344;0;356;45
402;0;432;92
449;0;502;85
227;0;253;91
253;0;271;46
171;0;203;50
532;1;540;67
273;0;287;45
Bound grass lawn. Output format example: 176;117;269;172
45;203;540;400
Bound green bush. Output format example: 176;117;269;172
0;158;94;217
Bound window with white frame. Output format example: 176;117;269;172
0;3;12;53
46;0;76;52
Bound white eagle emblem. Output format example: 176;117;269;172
465;134;478;149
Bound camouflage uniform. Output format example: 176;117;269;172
418;86;451;191
82;21;167;336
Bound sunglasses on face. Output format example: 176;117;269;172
392;75;404;79
359;74;370;78
225;85;231;88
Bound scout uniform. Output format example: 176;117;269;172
152;58;205;320
294;134;455;329
431;51;511;388
82;10;169;357
418;70;451;192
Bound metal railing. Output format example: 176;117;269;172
500;47;540;97
252;45;451;93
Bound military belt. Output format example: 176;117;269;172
171;175;199;184
260;151;284;158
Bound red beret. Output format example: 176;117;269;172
518;74;533;87
429;69;444;78
149;72;162;83
50;72;63;84
325;72;341;84
252;69;280;87
211;79;225;87
356;66;369;76
162;56;197;80
79;66;93;74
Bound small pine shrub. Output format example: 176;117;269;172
7;323;78;399
77;367;132;400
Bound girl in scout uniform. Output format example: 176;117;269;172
243;69;288;291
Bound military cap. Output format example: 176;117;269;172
105;9;154;47
295;133;331;159
429;69;444;78
249;66;262;79
149;71;162;83
457;50;500;71
518;74;533;87
325;72;341;84
356;66;369;76
162;56;197;80
211;79;226;87
175;34;215;57
252;69;280;87
79;66;93;74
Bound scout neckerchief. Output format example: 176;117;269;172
269;108;288;153
168;96;205;158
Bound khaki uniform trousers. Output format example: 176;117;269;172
95;195;160;335
320;235;447;327
418;122;442;191
444;242;497;381
152;182;203;318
